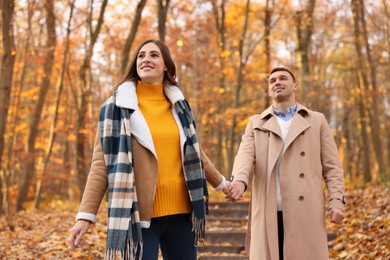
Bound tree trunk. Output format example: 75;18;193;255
3;0;35;216
356;0;387;178
382;0;390;177
16;0;57;211
263;0;274;108
356;74;371;183
212;0;227;172
295;0;316;105
157;0;170;42
387;115;390;176
343;113;352;181
76;0;108;200
34;0;76;209
351;0;372;183
383;0;390;65
0;0;16;215
227;0;251;176
120;0;147;75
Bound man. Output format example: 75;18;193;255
224;67;345;260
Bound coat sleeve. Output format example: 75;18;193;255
76;127;108;223
201;149;226;190
319;114;345;211
232;118;256;186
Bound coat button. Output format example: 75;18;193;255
300;151;305;156
299;173;305;178
299;196;304;201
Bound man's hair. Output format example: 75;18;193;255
269;67;296;82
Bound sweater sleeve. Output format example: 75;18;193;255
76;127;108;223
201;149;226;190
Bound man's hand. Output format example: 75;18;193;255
223;181;245;202
328;207;344;224
68;220;90;249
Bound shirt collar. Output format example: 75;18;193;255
272;103;297;120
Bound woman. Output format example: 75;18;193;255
68;39;229;260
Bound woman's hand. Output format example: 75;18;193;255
224;181;245;202
68;220;90;249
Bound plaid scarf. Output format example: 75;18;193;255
100;92;208;259
100;93;142;259
175;99;209;245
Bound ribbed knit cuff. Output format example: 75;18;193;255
213;175;227;191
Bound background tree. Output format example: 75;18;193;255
157;0;170;42
0;0;16;215
227;0;251;175
262;0;274;108
211;0;227;172
75;0;108;199
120;0;148;75
34;0;77;209
294;0;316;107
352;0;387;179
16;0;56;211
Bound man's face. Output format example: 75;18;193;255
268;71;298;102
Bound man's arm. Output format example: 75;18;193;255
319;114;345;222
225;118;256;201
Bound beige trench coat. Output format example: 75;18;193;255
232;103;345;260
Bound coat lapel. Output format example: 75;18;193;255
283;106;311;154
254;108;284;194
257;107;282;139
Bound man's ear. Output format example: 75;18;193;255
293;83;298;92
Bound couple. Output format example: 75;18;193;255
68;39;345;260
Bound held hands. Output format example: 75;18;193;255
328;207;344;224
68;220;90;249
223;181;245;202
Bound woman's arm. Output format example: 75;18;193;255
76;128;108;223
202;149;228;191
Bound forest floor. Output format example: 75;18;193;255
0;182;389;260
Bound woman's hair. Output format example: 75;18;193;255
117;39;177;89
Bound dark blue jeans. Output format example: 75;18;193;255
141;213;196;260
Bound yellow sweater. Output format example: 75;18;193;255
136;81;191;217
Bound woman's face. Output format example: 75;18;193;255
136;42;166;84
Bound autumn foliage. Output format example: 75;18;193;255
0;0;389;258
0;183;389;259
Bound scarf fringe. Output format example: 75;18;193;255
104;241;143;260
192;211;206;247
